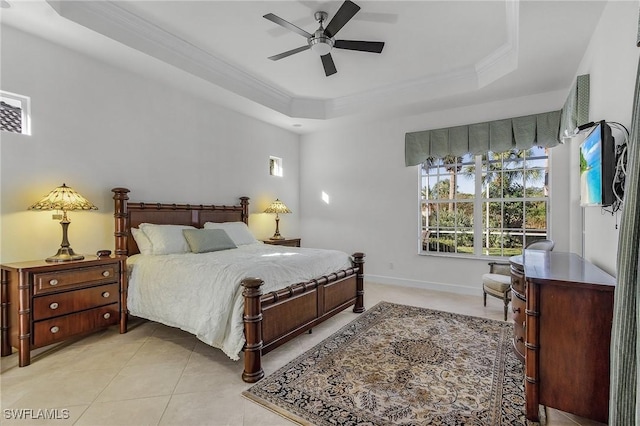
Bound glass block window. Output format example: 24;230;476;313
1;91;30;135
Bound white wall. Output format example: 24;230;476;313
300;1;638;291
0;26;300;263
567;0;639;275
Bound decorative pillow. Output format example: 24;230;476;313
182;229;237;253
203;221;259;246
131;227;153;255
138;223;195;255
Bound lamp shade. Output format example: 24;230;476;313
263;199;291;215
28;183;98;212
264;199;291;240
28;183;97;262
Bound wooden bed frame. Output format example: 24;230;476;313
112;188;365;382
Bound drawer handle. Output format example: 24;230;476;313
49;302;59;310
50;326;60;334
102;271;110;277
103;313;111;319
49;279;58;286
512;307;521;313
102;292;110;298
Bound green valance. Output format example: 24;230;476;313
559;74;590;139
404;110;561;166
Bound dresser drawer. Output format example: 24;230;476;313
33;283;119;321
33;304;119;348
512;294;526;360
511;270;525;295
33;264;118;295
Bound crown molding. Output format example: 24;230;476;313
46;0;520;122
475;0;519;88
46;0;296;115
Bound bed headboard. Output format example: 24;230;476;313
112;188;249;256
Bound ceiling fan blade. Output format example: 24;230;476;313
334;40;385;53
267;16;315;37
324;0;360;38
263;13;312;39
268;45;311;61
321;53;337;76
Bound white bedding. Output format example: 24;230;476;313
127;243;352;360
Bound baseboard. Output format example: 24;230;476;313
365;274;481;296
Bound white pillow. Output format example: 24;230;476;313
203;221;258;246
139;223;195;255
131;227;153;255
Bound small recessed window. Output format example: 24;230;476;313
1;91;30;135
269;156;283;177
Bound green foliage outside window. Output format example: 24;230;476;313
421;148;549;257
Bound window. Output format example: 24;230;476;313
269;156;283;177
0;91;30;135
420;147;549;257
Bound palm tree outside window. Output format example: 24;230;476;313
420;147;549;257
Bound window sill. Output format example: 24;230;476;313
418;251;519;262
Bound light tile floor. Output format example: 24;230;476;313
1;282;605;425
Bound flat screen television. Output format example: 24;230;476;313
580;121;615;206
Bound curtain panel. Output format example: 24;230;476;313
609;56;640;425
404;110;561;166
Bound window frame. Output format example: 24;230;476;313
418;148;551;259
0;90;31;135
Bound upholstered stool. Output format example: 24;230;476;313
482;270;512;320
481;240;555;321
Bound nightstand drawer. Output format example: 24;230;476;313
33;283;120;321
34;264;118;295
33;304;119;347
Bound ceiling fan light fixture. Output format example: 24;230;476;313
309;35;333;55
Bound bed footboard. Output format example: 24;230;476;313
241;252;365;383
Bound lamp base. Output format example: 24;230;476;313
46;247;84;263
269;235;285;240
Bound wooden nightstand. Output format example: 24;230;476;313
0;255;128;367
262;238;301;247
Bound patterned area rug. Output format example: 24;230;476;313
243;301;539;425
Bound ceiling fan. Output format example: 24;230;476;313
263;0;385;77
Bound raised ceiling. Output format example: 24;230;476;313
1;1;607;133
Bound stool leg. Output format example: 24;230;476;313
483;291;487;306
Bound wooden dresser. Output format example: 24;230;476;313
1;256;128;366
512;250;615;423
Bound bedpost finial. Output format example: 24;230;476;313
112;188;130;199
